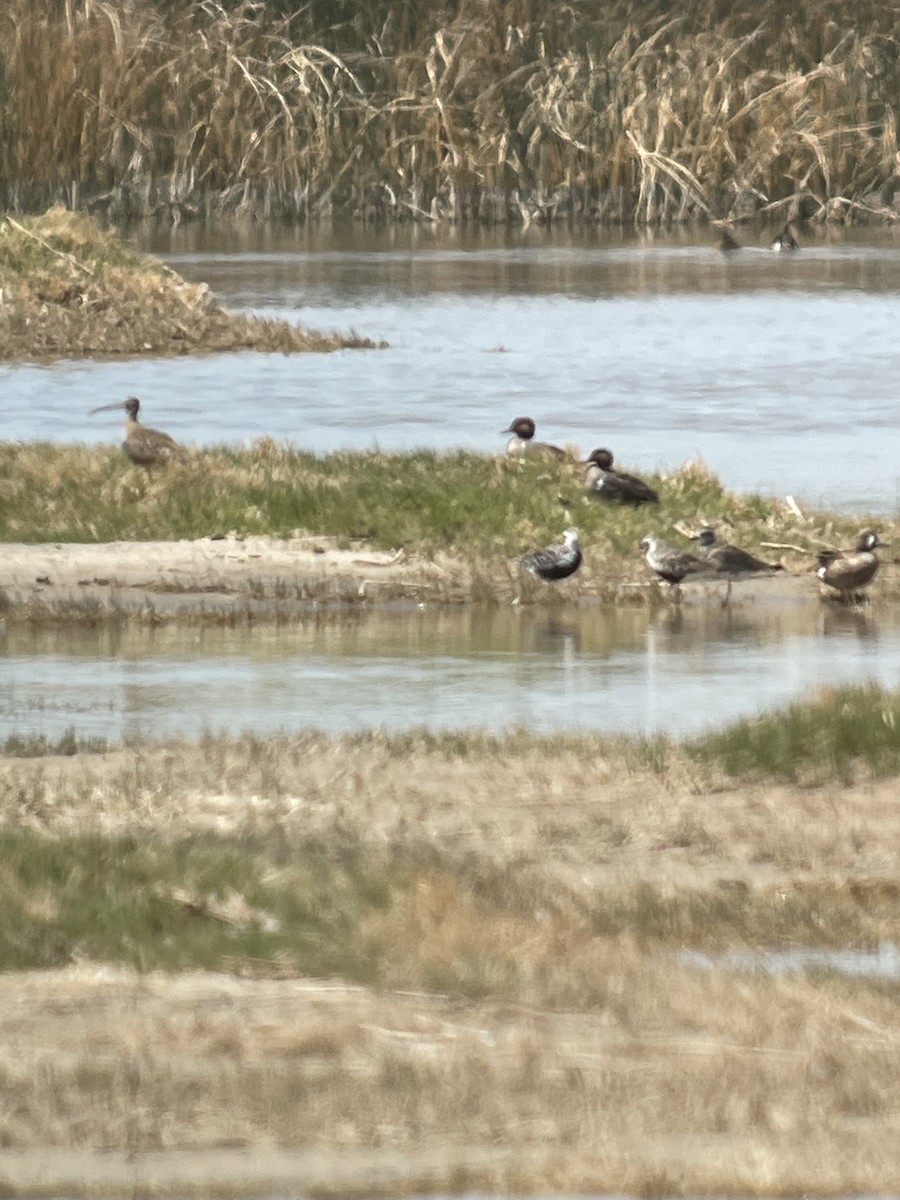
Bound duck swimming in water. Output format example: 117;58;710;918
503;417;566;462
89;396;183;468
816;531;887;601
583;448;658;506
520;528;582;582
640;535;707;589
771;224;800;252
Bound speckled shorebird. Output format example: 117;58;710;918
89;396;183;468
502;417;566;462
771;224;800;252
520;528;582;582
692;527;783;602
640;535;707;597
816;531;887;601
583;448;658;506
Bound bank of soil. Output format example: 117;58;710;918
0;208;378;359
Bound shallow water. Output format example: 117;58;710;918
681;943;900;981
4;223;900;512
2;599;896;743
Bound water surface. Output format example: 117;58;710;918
4;224;900;512
2;599;895;743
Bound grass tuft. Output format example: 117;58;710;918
687;682;900;782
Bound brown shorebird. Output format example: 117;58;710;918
89;396;183;468
502;417;566;462
692;527;784;602
816;531;887;602
583;448;658;506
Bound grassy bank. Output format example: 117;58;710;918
2;686;900;1192
0;436;883;569
4;683;900;975
1;0;899;226
0;208;376;358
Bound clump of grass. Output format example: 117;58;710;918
687;683;900;782
0;208;377;359
0;829;395;977
1;728;108;757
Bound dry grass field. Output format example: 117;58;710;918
2;699;900;1195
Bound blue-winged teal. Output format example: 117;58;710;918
583;448;658;506
90;397;183;468
503;417;566;462
521;528;582;582
817;531;887;600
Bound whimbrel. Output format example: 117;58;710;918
89;396;183;468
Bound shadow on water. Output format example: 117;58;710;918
1;598;899;744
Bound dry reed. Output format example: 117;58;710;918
1;1;898;225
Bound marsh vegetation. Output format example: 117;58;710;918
2;686;900;1193
1;1;899;226
0;208;375;358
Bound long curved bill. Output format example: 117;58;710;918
88;401;128;415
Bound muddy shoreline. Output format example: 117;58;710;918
0;535;827;624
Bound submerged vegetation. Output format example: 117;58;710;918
1;0;899;226
0;208;376;358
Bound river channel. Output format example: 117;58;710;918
4;224;900;742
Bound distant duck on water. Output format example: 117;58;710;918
771;224;800;252
89;396;183;469
503;416;566;462
717;228;741;253
816;531;887;601
520;528;582;583
583;448;658;506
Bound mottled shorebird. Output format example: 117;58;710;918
816;531;887;601
502;417;566;462
89;396;183;468
583;448;658;506
640;535;707;599
520;528;582;582
692;527;784;601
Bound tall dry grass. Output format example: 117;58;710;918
0;0;898;224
